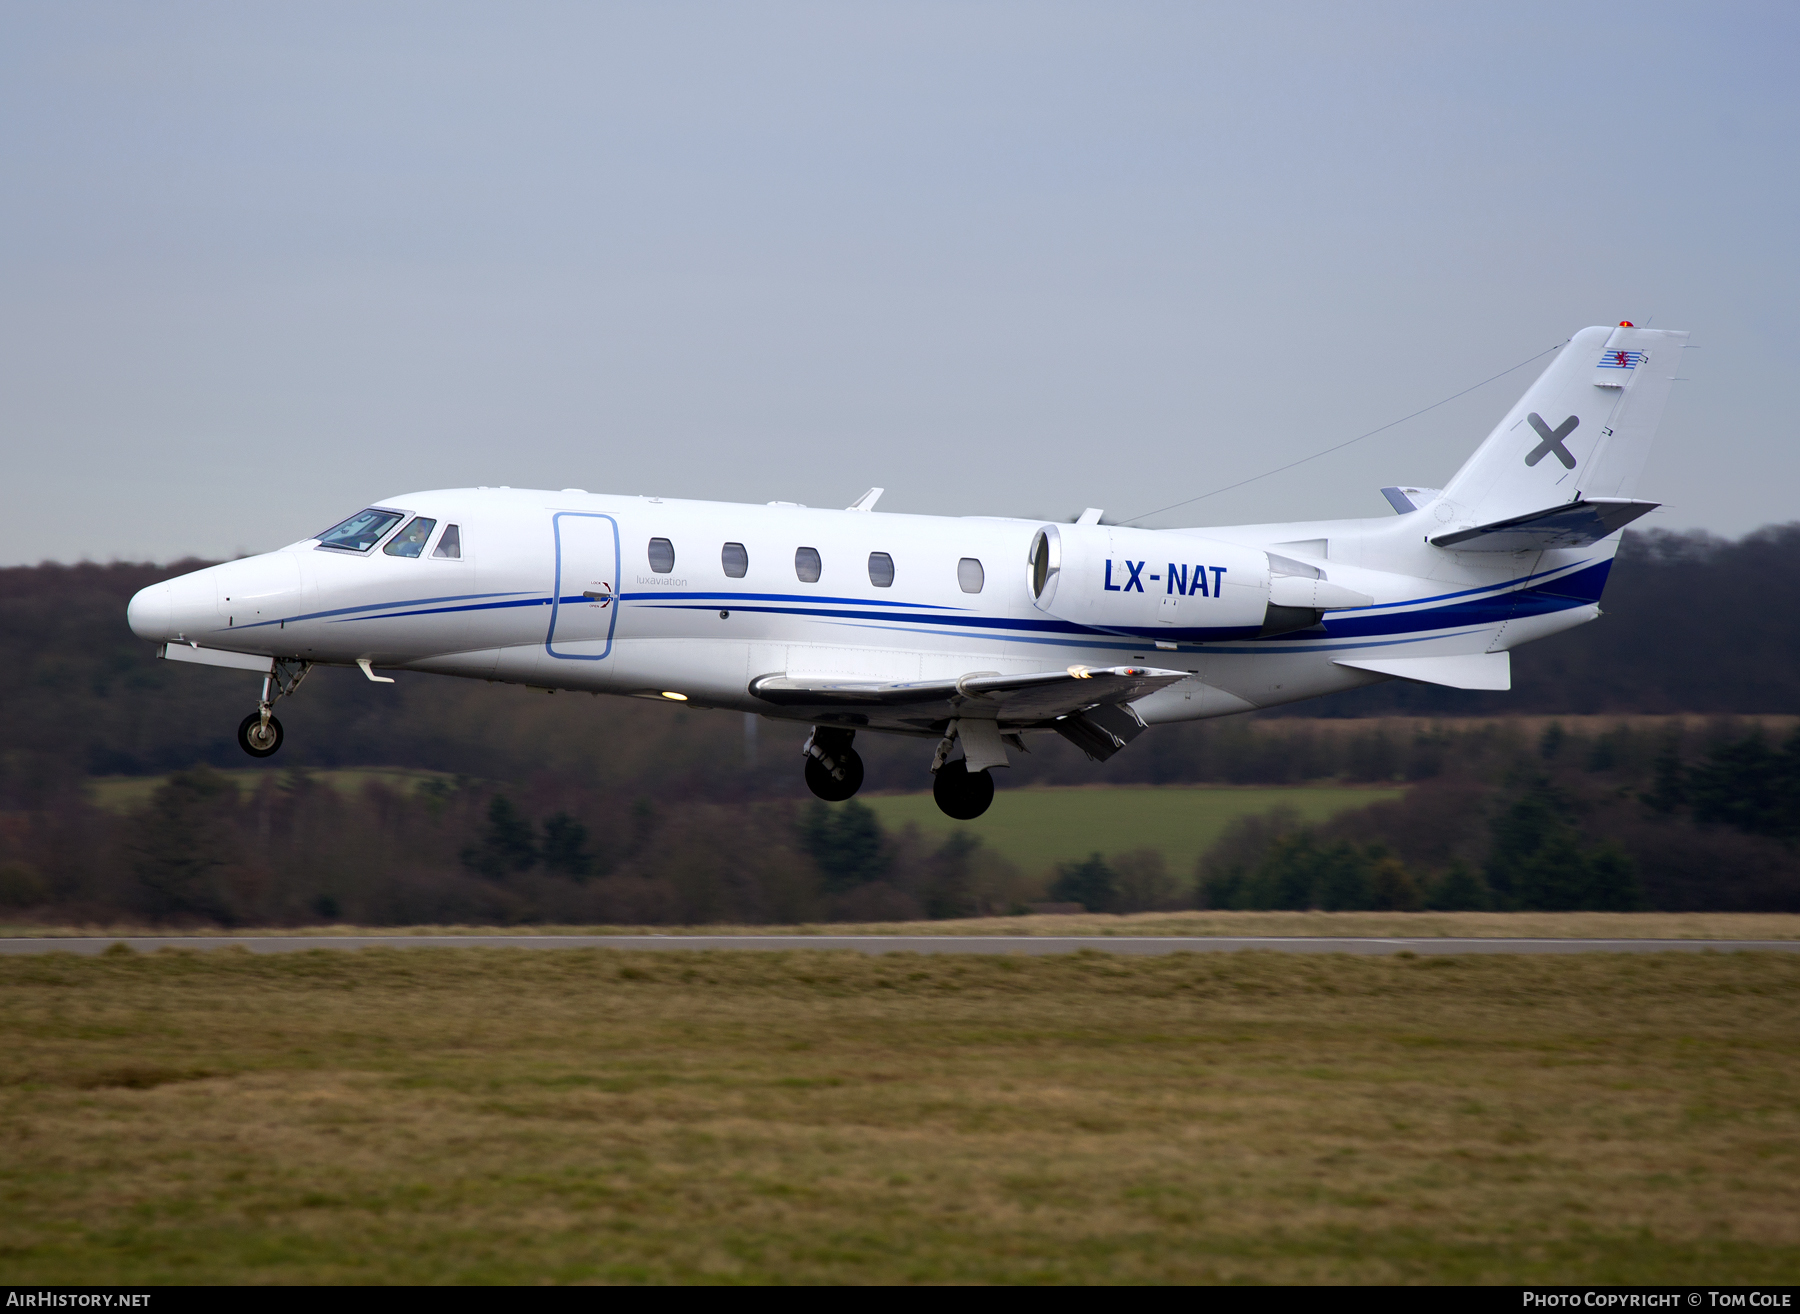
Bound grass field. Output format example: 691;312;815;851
2;945;1797;1283
6;911;1800;940
861;784;1404;876
86;766;457;813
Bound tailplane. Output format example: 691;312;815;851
1432;324;1687;543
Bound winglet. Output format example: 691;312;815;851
847;488;884;512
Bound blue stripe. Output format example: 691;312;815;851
327;596;554;624
236;590;531;629
617;589;964;610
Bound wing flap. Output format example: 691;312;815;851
749;665;1187;725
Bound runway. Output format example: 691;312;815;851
4;934;1798;957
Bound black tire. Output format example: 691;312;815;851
932;758;994;820
804;747;864;801
237;712;284;759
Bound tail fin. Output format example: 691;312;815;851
1436;325;1687;535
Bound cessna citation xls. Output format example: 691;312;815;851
128;324;1684;819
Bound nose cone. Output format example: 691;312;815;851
127;565;226;643
127;582;172;642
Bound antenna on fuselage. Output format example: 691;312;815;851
846;488;885;512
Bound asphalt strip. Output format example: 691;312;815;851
3;935;1799;957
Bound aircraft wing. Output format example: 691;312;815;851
1428;497;1659;550
748;664;1186;725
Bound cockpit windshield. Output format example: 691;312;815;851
383;517;438;558
316;508;404;552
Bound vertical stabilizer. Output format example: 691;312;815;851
1435;326;1686;533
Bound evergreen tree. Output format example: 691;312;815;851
1688;731;1800;839
1642;738;1687;815
1050;853;1117;912
797;800;889;890
540;812;593;878
1487;784;1643;910
461;795;539;879
1427;861;1491;911
921;832;981;920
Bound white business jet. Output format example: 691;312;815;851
127;324;1684;819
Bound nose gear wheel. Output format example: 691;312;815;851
237;712;284;758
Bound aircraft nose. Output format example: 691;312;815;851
126;583;172;642
127;568;223;643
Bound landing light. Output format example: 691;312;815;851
661;691;689;701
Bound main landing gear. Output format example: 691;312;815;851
802;727;865;801
799;723;999;819
932;758;994;820
929;726;995;820
237;659;312;759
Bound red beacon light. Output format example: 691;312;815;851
1619;321;1634;327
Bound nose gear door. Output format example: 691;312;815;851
546;512;620;661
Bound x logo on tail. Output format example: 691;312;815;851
1525;412;1579;469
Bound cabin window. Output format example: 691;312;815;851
721;542;748;578
958;557;985;593
383;517;437;558
795;546;822;583
316;508;404;553
867;552;895;588
431;524;462;559
648;537;676;573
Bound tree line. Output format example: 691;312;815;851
1;716;1794;924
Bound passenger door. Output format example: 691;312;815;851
546;512;620;660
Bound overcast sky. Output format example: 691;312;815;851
2;2;1794;565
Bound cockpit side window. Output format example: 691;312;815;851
316;508;405;553
384;517;438;558
431;524;462;559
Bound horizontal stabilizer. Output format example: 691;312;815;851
1428;497;1658;551
1333;651;1510;691
750;665;1185;725
1380;486;1442;514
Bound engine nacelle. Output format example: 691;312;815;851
1026;524;1275;641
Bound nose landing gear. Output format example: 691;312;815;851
802;726;864;801
238;659;312;759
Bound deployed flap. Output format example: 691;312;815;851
1052;703;1148;762
749;665;1185;725
1428;497;1658;550
1333;651;1511;691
